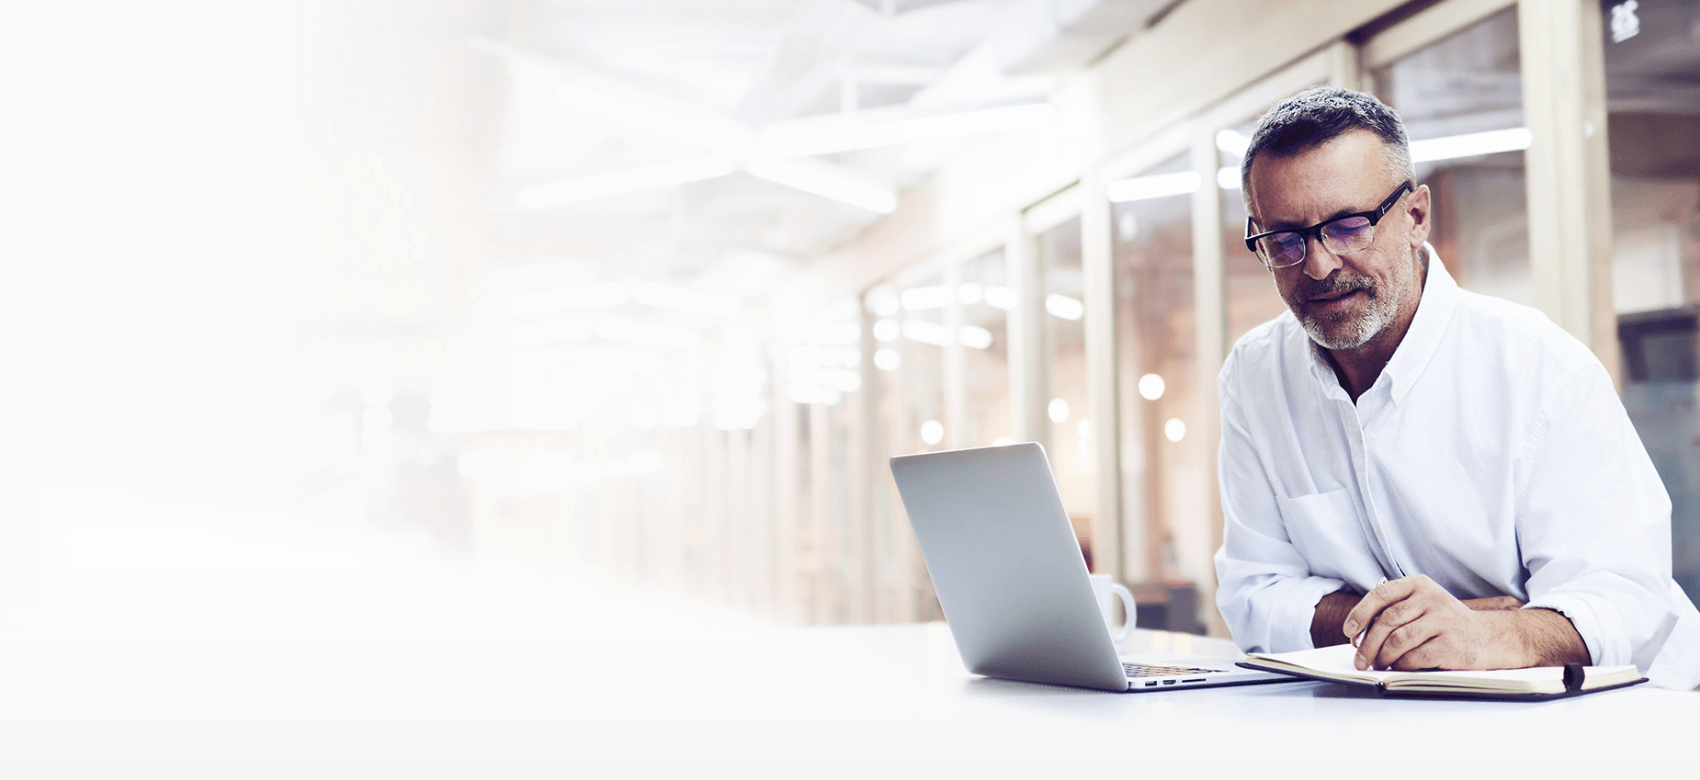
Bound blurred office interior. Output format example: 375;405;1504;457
2;0;1698;639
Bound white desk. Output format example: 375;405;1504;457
3;620;1692;777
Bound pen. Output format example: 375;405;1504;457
1353;576;1389;647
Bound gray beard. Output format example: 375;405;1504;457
1294;248;1416;351
1300;292;1397;350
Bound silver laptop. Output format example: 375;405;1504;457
890;442;1291;692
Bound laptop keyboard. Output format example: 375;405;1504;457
1123;663;1214;678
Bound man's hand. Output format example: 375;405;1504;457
1343;575;1589;671
1311;591;1524;648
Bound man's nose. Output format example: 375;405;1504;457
1301;235;1341;281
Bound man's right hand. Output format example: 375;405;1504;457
1310;588;1524;647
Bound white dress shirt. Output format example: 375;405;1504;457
1213;247;1700;689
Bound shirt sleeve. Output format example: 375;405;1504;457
1518;360;1700;689
1213;376;1348;653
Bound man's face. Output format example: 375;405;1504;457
1246;129;1430;353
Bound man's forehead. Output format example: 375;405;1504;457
1246;130;1394;225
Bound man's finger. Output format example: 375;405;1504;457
1342;577;1417;640
1354;597;1425;670
1373;612;1441;670
1389;634;1445;671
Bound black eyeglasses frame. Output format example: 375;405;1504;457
1243;180;1414;269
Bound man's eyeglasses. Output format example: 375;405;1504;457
1243;181;1413;270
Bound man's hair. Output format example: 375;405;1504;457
1240;86;1415;214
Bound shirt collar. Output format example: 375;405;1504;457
1304;243;1457;404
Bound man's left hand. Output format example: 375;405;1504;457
1343;575;1587;671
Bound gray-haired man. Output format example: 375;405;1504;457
1212;86;1700;688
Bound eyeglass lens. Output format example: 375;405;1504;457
1255;215;1376;268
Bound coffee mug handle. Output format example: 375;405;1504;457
1109;583;1137;643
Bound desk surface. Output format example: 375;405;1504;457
4;619;1693;777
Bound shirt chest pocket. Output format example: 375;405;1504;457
1274;488;1383;590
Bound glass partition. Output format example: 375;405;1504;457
1037;217;1098;569
1371;6;1531;305
1603;0;1700;604
960;248;1014;447
869;278;945;620
1221;116;1296;346
1111;151;1201;583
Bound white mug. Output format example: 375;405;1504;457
1089;574;1136;643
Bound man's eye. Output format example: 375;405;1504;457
1326;218;1371;237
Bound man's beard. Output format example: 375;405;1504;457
1284;249;1414;351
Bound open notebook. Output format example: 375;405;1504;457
1238;644;1647;699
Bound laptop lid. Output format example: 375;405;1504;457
890;443;1128;692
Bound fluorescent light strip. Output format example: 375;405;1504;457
1106;171;1199;202
518;156;737;210
959;325;994;350
1216;128;1251;156
1410;127;1531;163
983;285;1016;311
1107;128;1532;204
1045;294;1084;321
746;156;897;214
1104;167;1240;202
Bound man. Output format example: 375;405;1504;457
1212;86;1700;689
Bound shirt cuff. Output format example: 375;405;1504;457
1277;576;1349;651
1523;594;1604;666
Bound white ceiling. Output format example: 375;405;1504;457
474;0;1170;299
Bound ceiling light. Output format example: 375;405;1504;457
1410;127;1531;163
1105;167;1241;202
959;325;994;349
983;285;1017;310
1106;171;1199;202
869;291;902;317
1216;128;1251;156
1045;293;1084;321
1048;398;1069;423
1138;373;1165;401
1218;166;1241;191
746;156;897;214
518;156;738;210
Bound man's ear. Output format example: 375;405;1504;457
1406;183;1432;250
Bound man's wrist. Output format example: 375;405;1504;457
1310;590;1360;648
1482;607;1590;668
